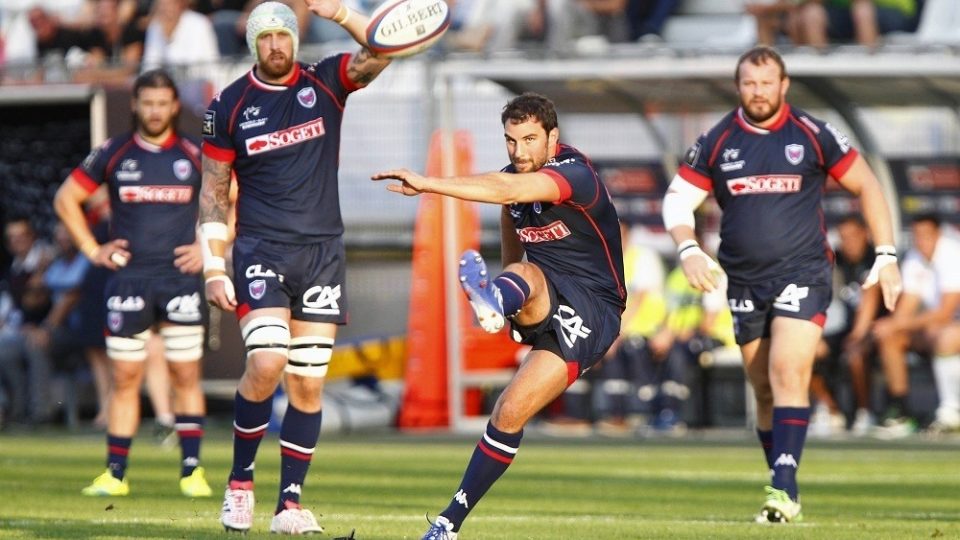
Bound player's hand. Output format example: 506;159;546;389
302;0;342;19
371;169;429;196
205;275;237;312
862;254;901;311
90;238;131;270
174;242;203;275
679;246;722;293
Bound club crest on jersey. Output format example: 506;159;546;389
297;88;317;108
249;279;267;300
173;159;192;181
785;144;804;165
108;312;123;332
533;202;542;214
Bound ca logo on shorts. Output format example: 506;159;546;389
773;283;809;313
302;285;341;315
553;304;591;348
166;293;202;322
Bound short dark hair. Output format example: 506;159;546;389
735;46;787;83
912;212;942;228
133;69;179;100
501;92;558;133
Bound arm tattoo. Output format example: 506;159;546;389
348;47;390;87
200;156;232;224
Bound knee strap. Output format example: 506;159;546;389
285;336;334;378
241;316;290;358
106;329;152;362
161;325;204;362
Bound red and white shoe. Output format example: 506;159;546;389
221;480;255;532
270;500;324;535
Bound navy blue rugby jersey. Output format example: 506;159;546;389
202;54;360;243
506;144;626;311
72;131;201;277
677;104;859;284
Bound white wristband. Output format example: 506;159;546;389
199;221;229;274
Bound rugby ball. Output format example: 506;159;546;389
366;0;450;58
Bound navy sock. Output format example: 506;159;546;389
771;407;810;501
440;422;523;532
230;392;274;484
756;429;774;471
277;406;322;513
175;415;204;477
106;434;132;480
494;272;530;316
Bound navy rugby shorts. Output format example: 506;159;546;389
509;270;621;385
725;263;832;345
232;235;348;324
104;273;205;336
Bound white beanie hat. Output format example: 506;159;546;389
246;1;299;61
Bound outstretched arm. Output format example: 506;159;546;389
303;0;391;88
371;168;560;205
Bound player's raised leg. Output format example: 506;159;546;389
268;319;334;535
423;349;571;539
221;308;291;532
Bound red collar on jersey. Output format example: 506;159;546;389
736;102;791;134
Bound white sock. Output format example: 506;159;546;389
932;354;960;414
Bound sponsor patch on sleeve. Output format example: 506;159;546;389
684;142;702;167
202;110;215;137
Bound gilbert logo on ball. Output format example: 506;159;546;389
365;0;450;58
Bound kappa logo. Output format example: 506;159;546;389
302;284;341;315
249;279;267;300
773;283;808;313
117;159;142;182
282;483;302;495
825;122;851;153
297;87;317;108
454;489;469;508
773;453;798;469
785;144;804;165
173;159;192;181
553;304;592;348
243;106;261;121
722;148;740;162
166;293;202;322
183;457;199;467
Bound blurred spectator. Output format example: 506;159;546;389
141;0;219;70
809;215;884;437
639;233;733;434
872;214;960;438
594;223;666;435
0;284;18;427
793;0;919;48
28;5;99;79
72;0;145;83
445;0;543;53
546;0;631;53
626;0;679;42
0;217;54;423
929;313;960;435
746;0;803;46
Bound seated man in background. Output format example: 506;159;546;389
792;0;918;48
872;213;960;438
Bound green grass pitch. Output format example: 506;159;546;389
0;428;957;539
